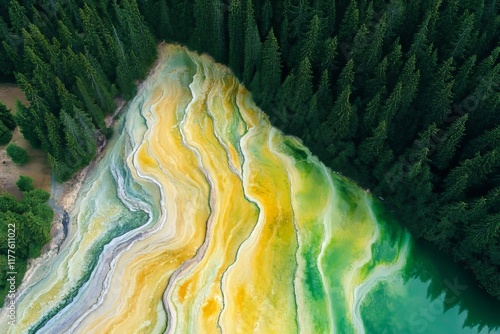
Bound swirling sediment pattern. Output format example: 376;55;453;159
1;45;411;333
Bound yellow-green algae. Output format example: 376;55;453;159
1;44;498;334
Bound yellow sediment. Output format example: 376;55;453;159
77;50;211;333
0;44;409;334
216;91;299;333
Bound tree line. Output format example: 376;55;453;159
0;176;53;306
0;102;16;145
0;0;499;302
0;0;157;181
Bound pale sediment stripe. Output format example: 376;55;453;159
0;44;413;334
164;56;217;333
36;87;163;333
269;129;334;333
352;227;410;333
318;166;339;333
218;94;298;333
267;129;302;333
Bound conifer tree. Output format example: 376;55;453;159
61;111;88;166
337;59;355;95
288;0;311;39
338;0;359;43
315;70;333;122
8;0;29;32
229;0;245;78
314;0;335;37
362;13;386;72
359;1;374;27
350;24;369;69
320;37;338;75
278;71;296;111
260;0;273;37
300;14;321;63
328;141;356;175
359;120;389;165
243;0;261;83
0;102;16;131
381;81;402;126
80;3;113;78
7;144;29;165
433;114;468;170
400;124;438;200
293;57;313;110
0;17;15;75
362;91;382;135
1;41;21;75
16;175;33;192
44;112;62;158
56;78;80;113
14;102;41;148
58;47;80;86
423;57;455;126
448;11;476;60
437;0;459;44
325;85;357;140
385;0;405;40
385;39;403;86
211;0;226;61
470;213;500;248
25;24;54;66
408;13;432;60
156;0;174;39
453;55;476;99
57;20;76;49
279;7;291;60
0;121;12;146
260;28;282;103
79;54;115;114
306;94;319;131
365;57;388;98
115;56;136;99
465;149;500;190
396;56;420;119
388;58;420;147
47;153;72;182
193;0;225;61
461;125;500;160
76;77;106;130
442;159;472;202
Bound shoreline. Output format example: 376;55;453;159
3;41;221;312
11;42;162;277
13;97;130;303
47;96;128;248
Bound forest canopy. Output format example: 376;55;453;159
0;176;53;304
0;0;499;299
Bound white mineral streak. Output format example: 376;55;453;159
0;45;409;334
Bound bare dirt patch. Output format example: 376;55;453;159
0;84;51;199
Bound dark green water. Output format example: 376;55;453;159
362;236;500;333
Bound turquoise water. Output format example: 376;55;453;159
362;218;500;333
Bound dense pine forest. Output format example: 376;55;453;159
0;176;52;303
0;0;499;300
